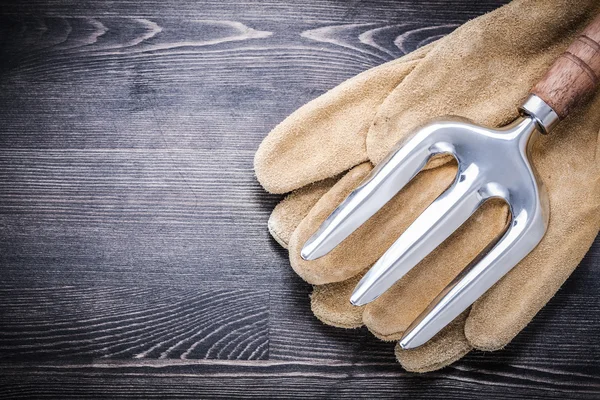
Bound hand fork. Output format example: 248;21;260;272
301;15;600;349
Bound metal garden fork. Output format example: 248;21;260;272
301;15;600;349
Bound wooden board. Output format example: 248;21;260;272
0;0;599;398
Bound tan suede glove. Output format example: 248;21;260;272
255;0;600;372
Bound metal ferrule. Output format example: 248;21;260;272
518;94;560;135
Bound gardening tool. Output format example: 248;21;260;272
301;14;600;349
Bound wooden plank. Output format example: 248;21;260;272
0;360;599;399
0;287;269;361
0;264;598;366
0;0;599;398
0;1;511;21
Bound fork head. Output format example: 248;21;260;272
301;95;554;348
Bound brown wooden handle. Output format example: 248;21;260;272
531;13;600;119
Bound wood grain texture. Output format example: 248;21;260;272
1;359;600;400
0;287;270;361
532;13;600;118
0;0;599;398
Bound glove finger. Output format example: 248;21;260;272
366;0;600;165
310;270;367;329
254;44;433;194
310;268;473;374
395;311;471;373
465;95;600;351
269;177;339;249
362;199;509;340
288;161;458;285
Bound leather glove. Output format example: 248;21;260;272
255;0;600;372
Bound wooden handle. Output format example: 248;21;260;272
532;14;600;119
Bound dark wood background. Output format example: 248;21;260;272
0;0;599;398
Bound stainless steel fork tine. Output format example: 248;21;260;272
301;129;441;261
349;161;483;306
399;196;548;349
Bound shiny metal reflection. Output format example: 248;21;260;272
302;95;554;349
